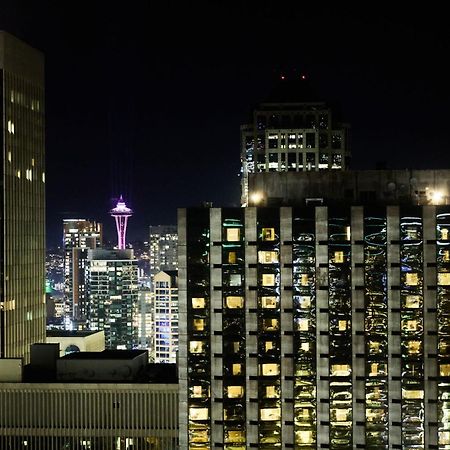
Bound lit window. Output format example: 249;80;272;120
301;274;309;286
189;341;205;354
232;364;242;375
301;342;310;352
444;250;450;262
296;430;313;444
369;341;381;353
232;341;241;353
266;385;278;398
193;319;205;331
297;318;309;331
439;273;450;286
440;432;450;445
265;341;274;351
440;364;450;376
441;228;449;240
227;386;244;398
334;251;344;263
225;430;245;443
405;295;421;308
369;363;379;376
331;364;351;376
229;274;242;286
191;385;203;398
261;296;277;308
263;318;278;331
408;341;421;354
405;273;419;286
403;319;418;331
261;228;276;241
262;274;275;286
258;251;278;264
338;320;347;331
7;152;11;162
226;296;244;308
226;228;240;242
7;120;15;134
190;429;209;443
260;407;281;421
402;389;424;399
189;407;209;421
228;251;237;264
192;298;205;309
261;363;279;376
346;226;351;241
298;296;311;308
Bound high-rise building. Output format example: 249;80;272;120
240;76;350;206
149;225;178;281
152;270;179;364
63;219;102;320
0;31;46;362
86;249;138;349
179;198;450;449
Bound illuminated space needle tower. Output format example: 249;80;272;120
110;195;133;249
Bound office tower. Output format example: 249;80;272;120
110;195;133;249
149;225;178;280
0;32;46;362
240;76;350;206
179;167;450;449
152;270;179;363
137;288;153;351
86;249;138;349
63;219;102;320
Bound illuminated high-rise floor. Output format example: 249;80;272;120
240;76;350;206
149;225;178;283
0;32;46;362
179;202;450;449
63;219;102;320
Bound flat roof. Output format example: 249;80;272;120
61;349;148;360
47;330;101;338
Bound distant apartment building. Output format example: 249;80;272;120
86;249;138;349
152;271;178;364
63;219;102;320
149;225;178;283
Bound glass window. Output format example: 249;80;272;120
338;320;347;331
263;318;279;331
190;385;205;398
189;408;209;421
226;296;244;309
402;389;424;399
232;363;242;375
262;273;275;286
265;341;274;351
298;296;311;308
261;363;279;376
229;274;242;286
189;429;209;443
266;385;278;398
407;341;421;354
193;318;205;330
225;430;245;443
444;250;450;262
334;251;344;263
440;364;450;376
192;297;205;309
301;274;309;286
189;341;205;354
261;228;276;241
226;228;240;242
440;228;449;240
296;430;313;444
258;251;279;264
261;296;278;308
405;273;419;286
331;364;351;376
405;295;421;308
260;407;281;421
438;273;450;286
227;386;244;398
227;251;237;264
297;318;309;331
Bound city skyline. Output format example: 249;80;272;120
1;4;449;246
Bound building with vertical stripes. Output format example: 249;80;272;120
178;168;450;448
0;31;46;363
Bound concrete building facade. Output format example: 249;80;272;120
0;31;46;362
179;205;450;449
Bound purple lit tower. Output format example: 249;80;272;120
110;196;133;249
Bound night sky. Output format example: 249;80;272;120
1;3;449;247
